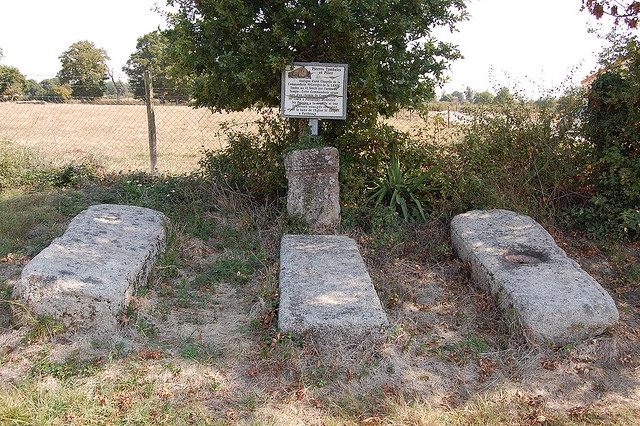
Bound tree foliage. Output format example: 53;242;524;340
582;0;640;28
164;0;466;121
579;43;640;238
123;31;189;102
57;40;110;98
0;65;27;100
474;91;494;104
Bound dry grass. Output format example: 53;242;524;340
0;102;263;174
0;102;456;176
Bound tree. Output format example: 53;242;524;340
440;93;454;102
105;80;131;98
474;91;495;104
123;31;189;103
582;0;640;28
57;40;110;98
164;0;467;120
26;80;46;97
464;86;475;102
451;90;464;102
0;65;27;100
493;87;514;105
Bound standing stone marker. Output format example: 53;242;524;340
284;147;340;231
12;204;167;332
450;209;619;344
278;234;388;337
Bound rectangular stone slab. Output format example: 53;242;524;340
450;209;618;345
278;234;388;336
13;204;167;332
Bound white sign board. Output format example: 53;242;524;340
281;62;348;120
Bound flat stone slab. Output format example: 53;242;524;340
278;235;388;336
13;204;167;331
450;209;618;344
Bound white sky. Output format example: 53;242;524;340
0;0;166;81
436;0;610;99
0;0;620;99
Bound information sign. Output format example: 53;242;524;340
281;62;348;120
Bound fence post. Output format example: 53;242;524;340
144;70;157;174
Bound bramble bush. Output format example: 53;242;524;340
198;110;295;204
195;74;637;243
577;53;640;239
441;94;588;226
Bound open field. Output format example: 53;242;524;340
0;102;452;175
0;102;263;174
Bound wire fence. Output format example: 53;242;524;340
0;96;448;175
0;98;263;174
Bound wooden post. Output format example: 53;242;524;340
144;70;157;173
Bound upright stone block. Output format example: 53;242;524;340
13;204;167;331
450;209;619;344
284;147;340;231
278;234;388;337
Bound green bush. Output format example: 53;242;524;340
578;61;640;239
335;122;443;222
198;111;295;204
443;98;587;224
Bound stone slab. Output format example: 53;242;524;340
450;209;619;344
278;234;388;336
12;204;167;331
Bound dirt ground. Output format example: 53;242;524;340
1;217;639;424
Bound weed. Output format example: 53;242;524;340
309;365;336;388
30;349;103;381
135;318;157;338
24;316;64;343
179;338;220;364
164;362;182;376
108;341;128;361
208;256;257;286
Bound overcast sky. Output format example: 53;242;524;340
0;0;619;99
436;0;609;98
0;0;165;81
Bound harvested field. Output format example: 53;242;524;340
0;102;454;175
0;102;262;174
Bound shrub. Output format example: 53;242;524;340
443;97;587;225
198;111;295;204
578;60;640;239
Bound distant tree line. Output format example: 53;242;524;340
438;86;515;105
0;33;188;103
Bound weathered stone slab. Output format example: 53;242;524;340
13;204;167;331
278;235;388;337
450;209;618;344
284;147;340;231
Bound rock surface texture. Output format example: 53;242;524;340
278;235;388;339
284;147;340;231
13;204;167;331
450;209;619;344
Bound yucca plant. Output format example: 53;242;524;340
368;154;441;222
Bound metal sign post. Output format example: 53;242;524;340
309;118;319;136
